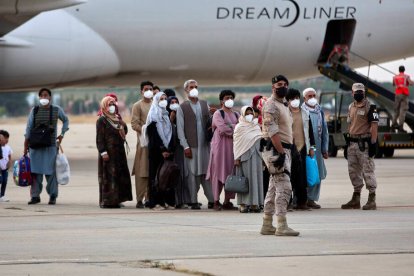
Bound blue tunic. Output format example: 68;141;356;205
25;105;69;175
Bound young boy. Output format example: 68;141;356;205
0;130;12;202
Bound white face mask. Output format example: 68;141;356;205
39;99;49;106
290;99;300;108
158;100;168;108
143;90;153;99
245;114;254;122
189;88;199;98
307;98;318;107
108;105;116;114
224;99;234;108
169;103;179;111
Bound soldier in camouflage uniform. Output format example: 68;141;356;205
260;75;299;236
342;83;379;210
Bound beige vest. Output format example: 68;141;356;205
180;100;209;148
348;99;371;136
262;96;293;144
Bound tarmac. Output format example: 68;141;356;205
0;123;414;276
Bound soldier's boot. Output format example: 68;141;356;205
260;215;276;235
362;193;377;210
275;216;300;236
341;192;361;209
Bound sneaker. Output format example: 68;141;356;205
48;196;57;205
28;197;41;205
136;201;144;208
307;200;321;209
222;201;237;210
0;196;9;202
151;204;166;211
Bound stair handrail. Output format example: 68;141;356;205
349;50;397;77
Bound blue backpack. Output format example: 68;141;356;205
13;156;33;187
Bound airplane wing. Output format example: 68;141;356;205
0;0;86;37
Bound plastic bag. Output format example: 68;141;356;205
306;155;320;187
56;146;70;185
139;124;149;147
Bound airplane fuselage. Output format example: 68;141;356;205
1;0;414;91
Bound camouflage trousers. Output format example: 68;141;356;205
347;142;377;193
263;149;292;217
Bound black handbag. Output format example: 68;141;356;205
29;106;54;149
224;166;249;193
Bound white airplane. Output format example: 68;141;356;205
1;0;414;91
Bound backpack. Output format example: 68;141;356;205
205;109;239;142
155;159;180;192
13;155;33;187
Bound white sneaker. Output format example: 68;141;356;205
151;204;166;211
0;197;9;202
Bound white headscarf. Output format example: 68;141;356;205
233;106;262;160
146;92;172;148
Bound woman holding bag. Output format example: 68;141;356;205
233;106;264;213
96;96;132;208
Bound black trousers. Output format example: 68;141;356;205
290;146;308;206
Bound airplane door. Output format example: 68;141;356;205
317;19;356;64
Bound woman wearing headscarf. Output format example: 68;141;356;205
146;92;175;210
233;106;264;213
96;96;132;208
167;96;191;209
301;88;329;209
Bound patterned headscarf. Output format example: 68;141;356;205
100;96;121;129
146;92;172;148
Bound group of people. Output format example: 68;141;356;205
95;78;330;218
14;73;383;237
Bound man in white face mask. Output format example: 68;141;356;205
301;87;329;210
176;79;214;209
131;81;154;208
24;88;69;205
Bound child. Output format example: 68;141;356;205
0;130;12;202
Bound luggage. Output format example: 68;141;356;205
13;155;33;187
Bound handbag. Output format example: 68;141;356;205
56;145;70;185
306;155;320;187
224;166;249;193
155;159;180;192
29;106;54;149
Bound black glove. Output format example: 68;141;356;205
272;153;286;169
344;145;348;160
368;142;376;158
259;138;266;152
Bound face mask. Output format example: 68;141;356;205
245;114;254;122
275;87;288;98
189;88;199;98
39;99;49;106
354;93;364;102
224;99;234;108
108;105;116;114
290;99;300;108
307;98;318;107
158;100;168;108
169;103;179;111
143;90;153;99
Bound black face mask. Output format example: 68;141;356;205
275;87;288;98
354;93;364;102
